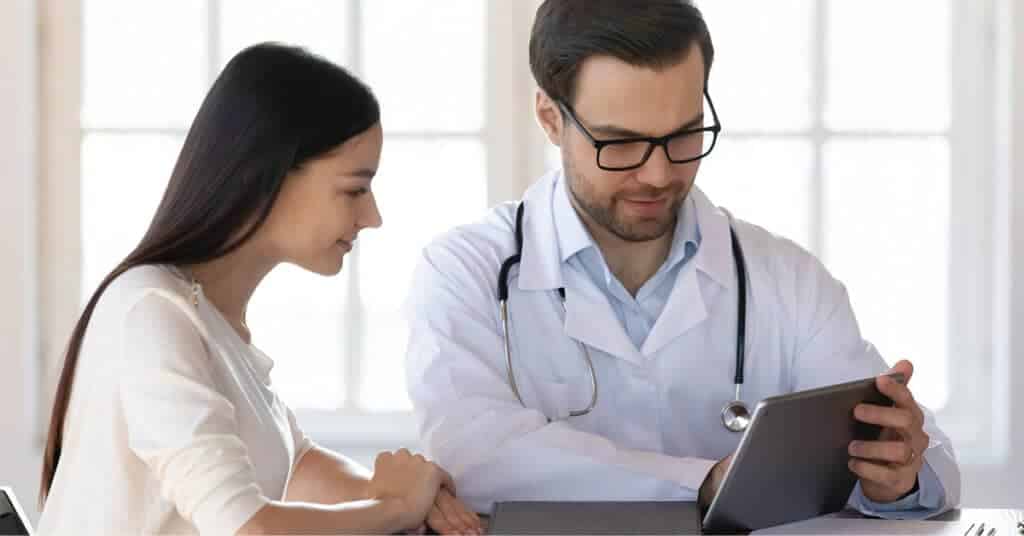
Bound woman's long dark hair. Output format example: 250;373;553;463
40;43;380;503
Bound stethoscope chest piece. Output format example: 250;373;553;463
721;400;751;433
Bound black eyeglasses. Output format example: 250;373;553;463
557;89;722;171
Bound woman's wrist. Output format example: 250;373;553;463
356;478;374;502
374;496;414;532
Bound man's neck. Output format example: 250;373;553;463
575;207;674;297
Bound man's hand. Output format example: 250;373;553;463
848;360;929;503
698;453;734;508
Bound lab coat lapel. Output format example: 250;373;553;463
516;170;642;365
562;270;644;366
641;187;735;356
691;187;735;290
516;170;565;292
641;262;708;357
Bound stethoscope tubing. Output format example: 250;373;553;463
498;201;750;431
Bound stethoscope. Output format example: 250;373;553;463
497;201;753;432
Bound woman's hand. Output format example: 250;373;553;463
364;449;456;531
425;489;482;535
698;452;734;509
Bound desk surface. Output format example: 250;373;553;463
923;508;1023;522
754;509;1024;535
479;508;1024;535
835;508;1023;524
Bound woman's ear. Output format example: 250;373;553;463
535;90;563;147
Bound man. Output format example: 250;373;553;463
405;0;959;517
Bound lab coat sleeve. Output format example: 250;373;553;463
405;239;717;513
785;248;961;518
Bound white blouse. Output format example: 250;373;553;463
38;265;313;535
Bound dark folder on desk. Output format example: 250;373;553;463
0;488;30;536
488;501;702;535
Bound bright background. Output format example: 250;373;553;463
2;0;1022;521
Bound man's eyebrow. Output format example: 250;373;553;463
588;113;706;139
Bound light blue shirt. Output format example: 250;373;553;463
552;179;700;350
551;178;943;517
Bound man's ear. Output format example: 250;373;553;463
535;89;563;147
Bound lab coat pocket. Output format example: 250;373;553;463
532;379;571;421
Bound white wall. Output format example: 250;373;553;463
0;0;41;522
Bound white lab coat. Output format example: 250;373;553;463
405;169;960;514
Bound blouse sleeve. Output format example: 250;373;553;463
117;291;268;535
286;405;315;468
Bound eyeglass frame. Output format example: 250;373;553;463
556;88;722;171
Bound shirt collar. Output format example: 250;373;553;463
553;174;701;271
553;176;593;264
517;169;736;292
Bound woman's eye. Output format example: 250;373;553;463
345;188;369;197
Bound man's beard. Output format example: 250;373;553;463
563;156;687;243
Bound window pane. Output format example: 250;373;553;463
823;138;950;409
219;0;352;68
360;308;412;411
696;138;813;250
81;133;182;298
697;0;813;132
361;0;485;133
826;0;951;131
358;138;487;411
83;0;207;129
250;264;348;409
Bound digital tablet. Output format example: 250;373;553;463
0;487;32;536
702;373;902;534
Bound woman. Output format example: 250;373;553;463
37;43;481;535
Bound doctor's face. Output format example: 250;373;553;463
538;44;707;242
259;123;384;275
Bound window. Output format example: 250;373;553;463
79;1;527;441
78;0;1003;462
695;1;1003;461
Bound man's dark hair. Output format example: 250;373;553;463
529;0;715;106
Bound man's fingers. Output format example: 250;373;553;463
876;374;917;410
848;458;912;490
887;359;915;384
854;403;914;430
849;440;913;465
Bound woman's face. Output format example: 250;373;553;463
261;123;384;275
